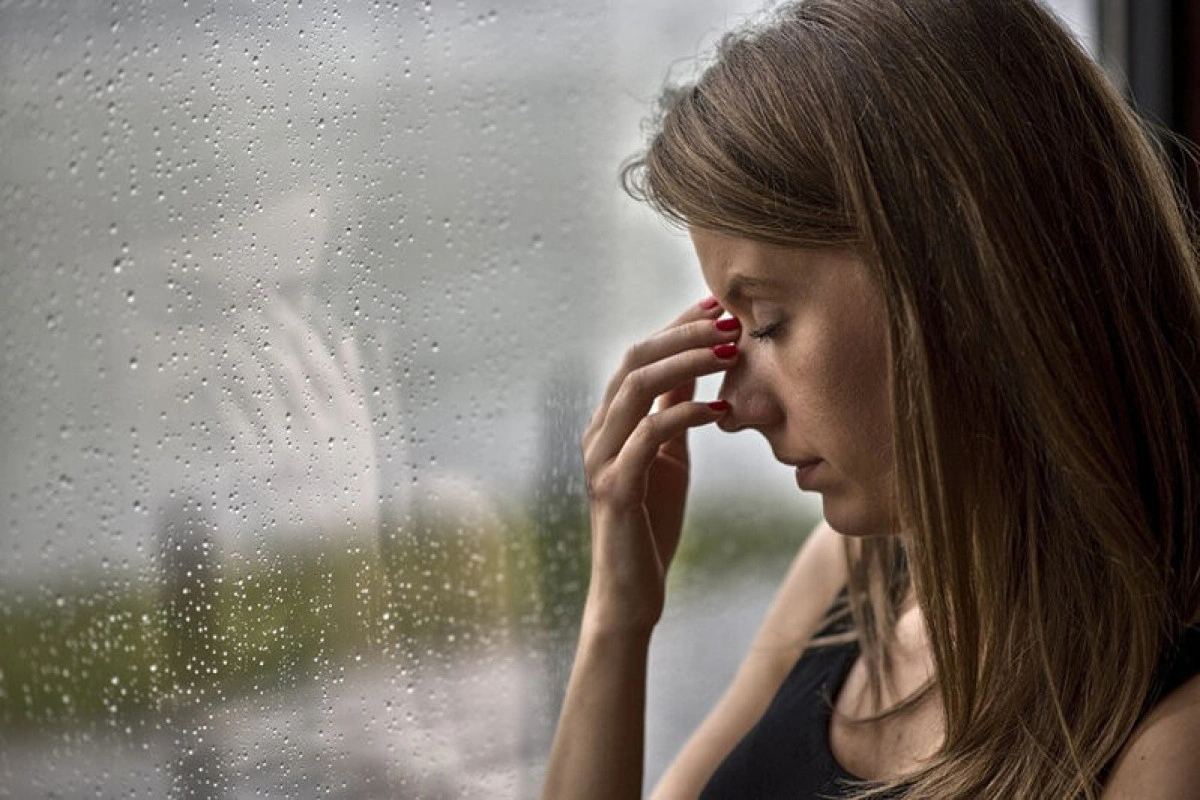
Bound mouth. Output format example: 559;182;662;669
793;458;823;489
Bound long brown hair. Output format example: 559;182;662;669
622;1;1200;797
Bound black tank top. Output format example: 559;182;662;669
699;601;1200;800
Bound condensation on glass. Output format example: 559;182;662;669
0;0;1096;796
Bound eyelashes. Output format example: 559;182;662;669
748;321;783;342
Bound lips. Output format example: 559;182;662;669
793;458;823;490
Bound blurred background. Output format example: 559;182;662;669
0;0;1190;797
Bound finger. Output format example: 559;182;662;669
260;302;318;416
585;298;731;451
220;388;258;448
654;295;725;336
589;343;737;465
585;304;732;449
339;331;365;380
597;307;738;417
656;377;696;413
601;400;730;502
226;336;274;420
272;297;344;414
657;379;702;464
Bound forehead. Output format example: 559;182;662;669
689;227;803;300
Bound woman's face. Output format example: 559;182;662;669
691;227;897;537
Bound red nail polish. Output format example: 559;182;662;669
708;400;730;412
712;343;738;359
714;317;741;332
699;297;720;310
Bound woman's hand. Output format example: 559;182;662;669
580;297;740;634
541;297;740;800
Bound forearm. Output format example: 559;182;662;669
544;296;735;799
540;618;653;800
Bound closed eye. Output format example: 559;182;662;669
748;321;783;342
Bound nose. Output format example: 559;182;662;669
716;348;780;433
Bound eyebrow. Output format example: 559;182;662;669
725;273;784;302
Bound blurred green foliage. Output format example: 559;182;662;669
672;499;818;587
0;499;814;732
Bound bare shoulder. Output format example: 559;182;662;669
804;517;844;566
1102;673;1200;799
789;517;844;583
749;518;846;655
789;517;845;585
648;518;845;800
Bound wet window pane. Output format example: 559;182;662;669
0;1;1097;797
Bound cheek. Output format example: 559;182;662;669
842;323;890;429
804;314;897;535
797;302;892;458
839;319;894;483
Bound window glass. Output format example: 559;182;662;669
0;1;1096;796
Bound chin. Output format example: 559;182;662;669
820;495;897;538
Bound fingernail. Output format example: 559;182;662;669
714;316;741;332
708;400;730;412
699;296;720;310
712;343;738;359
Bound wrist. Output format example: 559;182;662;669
580;596;659;643
574;619;654;677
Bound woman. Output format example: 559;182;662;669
541;0;1200;798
